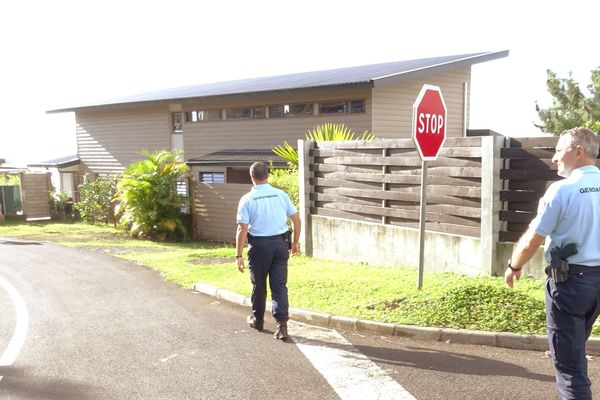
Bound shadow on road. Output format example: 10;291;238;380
0;365;98;399
355;344;555;382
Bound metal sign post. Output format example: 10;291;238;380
412;84;447;289
417;161;427;289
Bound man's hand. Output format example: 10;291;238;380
504;267;521;288
235;223;248;273
236;257;245;273
290;242;299;256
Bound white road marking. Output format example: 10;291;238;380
0;275;29;382
289;321;416;400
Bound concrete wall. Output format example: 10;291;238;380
496;242;546;278
298;137;549;278
310;215;548;278
311;215;482;275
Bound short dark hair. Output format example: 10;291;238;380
250;162;269;181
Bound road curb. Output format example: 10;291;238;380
193;282;600;354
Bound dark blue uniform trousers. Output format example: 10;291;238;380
546;271;600;400
247;235;290;323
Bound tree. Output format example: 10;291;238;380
536;68;600;134
272;123;376;167
115;150;190;241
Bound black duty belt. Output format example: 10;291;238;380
569;264;600;274
248;233;285;240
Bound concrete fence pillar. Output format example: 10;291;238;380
298;139;314;256
480;135;504;274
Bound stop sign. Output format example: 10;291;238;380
412;84;447;160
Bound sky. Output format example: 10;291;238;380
1;0;598;164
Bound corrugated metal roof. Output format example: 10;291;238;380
187;149;287;166
28;155;80;168
48;50;508;113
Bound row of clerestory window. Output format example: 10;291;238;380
185;99;366;123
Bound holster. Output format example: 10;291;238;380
545;243;578;283
545;260;570;283
284;229;292;250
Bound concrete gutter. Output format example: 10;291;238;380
193;282;600;355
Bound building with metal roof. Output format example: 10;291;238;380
47;50;509;242
48;51;507;113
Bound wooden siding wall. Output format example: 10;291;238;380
308;137;484;237
76;105;171;174
183;86;373;158
372;68;471;138
191;177;251;242
499;137;600;242
20;173;51;219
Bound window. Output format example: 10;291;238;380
227;168;252;184
200;172;225;183
185;111;203;122
184;110;220;122
268;103;313;118
350;99;366;113
319;100;366;115
224;108;250;120
209;99;365;121
285;103;313;117
268;105;285;118
171;112;183;133
319;101;348;114
252;107;266;119
176;180;188;196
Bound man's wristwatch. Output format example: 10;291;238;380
235;255;243;259
507;259;521;272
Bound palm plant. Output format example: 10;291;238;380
115;150;189;241
273;123;376;167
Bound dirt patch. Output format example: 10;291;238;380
77;246;166;255
189;257;234;265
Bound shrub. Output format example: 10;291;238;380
269;166;299;209
273;123;376;167
115;150;189;241
49;190;71;220
75;174;119;224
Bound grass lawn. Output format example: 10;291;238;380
0;220;563;335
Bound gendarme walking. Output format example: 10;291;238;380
235;162;301;340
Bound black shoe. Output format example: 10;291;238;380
247;315;263;332
274;321;289;340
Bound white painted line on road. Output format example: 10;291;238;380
0;275;29;382
289;321;416;400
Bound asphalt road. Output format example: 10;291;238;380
1;238;600;399
0;239;337;400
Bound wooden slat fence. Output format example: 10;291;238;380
500;136;600;242
308;137;484;237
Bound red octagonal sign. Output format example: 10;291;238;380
412;84;447;160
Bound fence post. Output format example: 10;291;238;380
298;139;314;256
480;135;504;274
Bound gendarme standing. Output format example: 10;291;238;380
505;127;600;399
